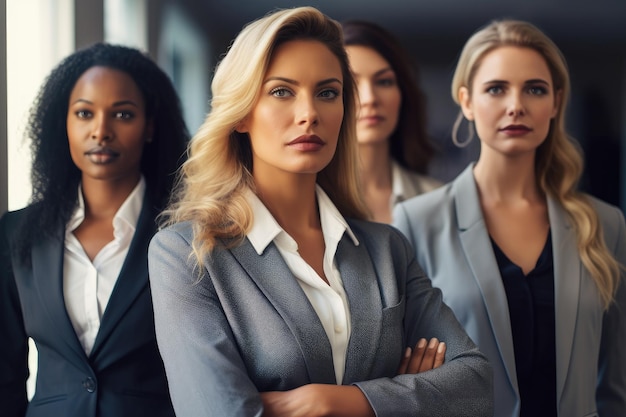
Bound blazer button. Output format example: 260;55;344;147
82;377;96;393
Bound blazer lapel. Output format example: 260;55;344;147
32;231;87;363
90;196;157;357
548;197;580;407
453;164;519;395
337;235;383;383
229;239;336;384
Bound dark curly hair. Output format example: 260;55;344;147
15;42;189;261
342;20;435;174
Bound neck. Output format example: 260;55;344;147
81;175;140;220
254;173;320;232
473;152;543;203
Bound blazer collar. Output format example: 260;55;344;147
228;238;336;384
547;196;580;406
228;229;383;385
32;230;87;364
90;192;158;358
452;163;520;394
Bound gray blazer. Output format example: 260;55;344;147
148;218;493;417
393;164;626;417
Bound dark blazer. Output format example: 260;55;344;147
0;194;175;417
149;218;493;417
393;164;626;417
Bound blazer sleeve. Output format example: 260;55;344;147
353;228;493;417
0;213;29;417
596;206;626;416
148;227;264;417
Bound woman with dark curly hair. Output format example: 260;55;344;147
342;21;441;223
0;42;188;417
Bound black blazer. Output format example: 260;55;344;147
0;194;175;417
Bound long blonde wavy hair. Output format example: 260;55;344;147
451;19;622;309
162;6;368;267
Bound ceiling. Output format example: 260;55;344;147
194;0;626;42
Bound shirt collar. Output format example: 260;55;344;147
246;185;359;255
67;176;146;235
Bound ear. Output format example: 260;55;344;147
552;89;562;118
235;118;249;134
458;86;474;121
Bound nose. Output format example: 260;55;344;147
507;92;526;117
90;113;112;143
297;95;319;127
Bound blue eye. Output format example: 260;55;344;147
486;86;503;95
270;87;293;98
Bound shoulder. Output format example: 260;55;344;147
393;162;444;196
0;205;38;238
585;195;625;224
396;181;456;220
151;221;195;246
584;194;626;249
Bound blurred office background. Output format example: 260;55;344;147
2;0;626;216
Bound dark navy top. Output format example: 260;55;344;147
491;231;557;417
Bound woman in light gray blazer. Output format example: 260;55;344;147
394;20;625;417
148;6;492;417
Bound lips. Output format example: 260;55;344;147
287;134;325;151
500;124;532;135
85;146;120;163
359;115;384;125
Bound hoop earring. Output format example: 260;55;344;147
451;114;475;148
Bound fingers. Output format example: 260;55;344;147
433;341;446;369
419;338;438;372
396;346;412;374
401;338;446;374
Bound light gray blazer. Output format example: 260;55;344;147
393;164;626;417
148;218;493;417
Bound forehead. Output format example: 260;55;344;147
265;39;342;80
473;46;553;84
70;66;144;102
345;45;391;75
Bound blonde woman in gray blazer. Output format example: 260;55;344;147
148;7;492;417
394;20;625;417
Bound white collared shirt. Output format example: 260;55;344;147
63;177;146;356
246;185;359;384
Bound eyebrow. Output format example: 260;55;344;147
70;98;140;107
263;76;343;86
483;78;550;85
352;67;394;78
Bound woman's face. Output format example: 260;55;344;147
345;45;401;146
238;39;344;182
459;46;559;160
67;66;151;186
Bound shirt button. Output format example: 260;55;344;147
334;324;344;333
82;377;96;393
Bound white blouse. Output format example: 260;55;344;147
63;177;145;355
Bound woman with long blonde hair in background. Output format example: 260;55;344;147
394;19;625;417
